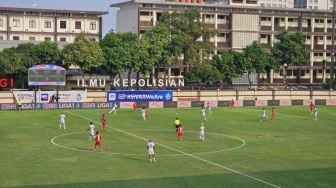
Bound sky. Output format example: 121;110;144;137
1;0;128;36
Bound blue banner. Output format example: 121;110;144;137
106;90;173;102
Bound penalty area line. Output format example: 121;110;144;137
65;110;281;188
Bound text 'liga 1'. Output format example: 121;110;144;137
77;78;185;88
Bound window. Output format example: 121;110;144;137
0;18;3;27
29;37;35;41
140;12;151;16
75;21;81;29
13;19;20;27
89;38;96;41
327;20;332;24
301;70;306;76
45;37;51;41
261;34;267;38
288;18;294;22
60;37;66;41
0;36;3;40
29;19;36;28
90;22;96;30
306;36;311;40
60;21;66;29
319;36;323;40
327;36;332;40
44;20;51;28
13;36;19;40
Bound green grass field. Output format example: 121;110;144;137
1;106;336;188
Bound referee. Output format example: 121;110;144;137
174;118;181;132
17;99;23;112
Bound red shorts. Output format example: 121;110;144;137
178;132;183;137
102;122;106;126
95;141;101;146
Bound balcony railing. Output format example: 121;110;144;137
205;23;216;29
302;27;312;32
260;26;271;31
139;20;153;27
274;26;285;31
288;26;299;32
217;24;230;30
217;42;231;48
313;44;324;50
314;27;324;33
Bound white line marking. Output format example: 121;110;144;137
51;130;245;156
64;111;281;188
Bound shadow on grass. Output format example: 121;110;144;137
10;167;336;188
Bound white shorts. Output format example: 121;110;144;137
90;132;95;136
112;107;116;111
148;150;154;155
60;120;65;124
200;132;204;136
262;114;266;118
202;114;206;117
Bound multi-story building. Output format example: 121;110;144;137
294;0;334;10
0;7;108;42
259;0;294;8
111;0;336;86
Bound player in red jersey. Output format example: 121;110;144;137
101;114;107;131
94;131;102;152
230;99;235;109
177;125;183;141
133;102;137;113
310;101;315;114
270;107;275;122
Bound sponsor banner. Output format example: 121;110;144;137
22;103;35;110
218;101;230;107
177;101;191;108
81;103;96;109
106;90;173;102
315;99;326;105
255;100;267;106
120;102;133;109
191;101;204;108
243;100;255;106
164;101;177;108
268;100;280;106
303;99;314;106
1;104;17;110
204;101;218;107
292;100;303;105
149;102;164;108
136;102;149;108
96;102;113;109
235;100;243;107
279;100;291;106
13;91;87;103
326;99;336;105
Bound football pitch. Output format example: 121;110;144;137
1;106;336;188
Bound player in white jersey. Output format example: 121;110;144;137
108;103;118;114
199;123;205;141
87;122;96;141
59;112;66;129
314;107;317;121
207;102;212;115
201;107;207;121
260;107;268;121
142;107;146;121
147;139;155;163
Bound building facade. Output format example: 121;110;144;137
0;7;108;42
294;0;334;10
112;0;336;86
259;0;294;8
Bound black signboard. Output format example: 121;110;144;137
315;99;326;105
292;100;303;105
191;101;204;107
268;100;280;106
218;101;230;107
243;100;255;106
164;101;177;108
137;102;149;108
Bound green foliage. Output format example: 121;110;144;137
271;30;310;66
211;51;240;85
32;41;62;65
185;63;223;86
322;80;336;90
62;34;105;76
159;7;217;72
141;23;171;78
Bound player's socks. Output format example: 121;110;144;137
153;158;156;162
149;159;152;163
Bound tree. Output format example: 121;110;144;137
243;41;270;88
271;30;309;85
62;33;105;78
100;31;126;79
211;51;240;87
32;41;62;65
184;63;223;89
159;7;217;74
141;22;172;79
0;43;39;88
